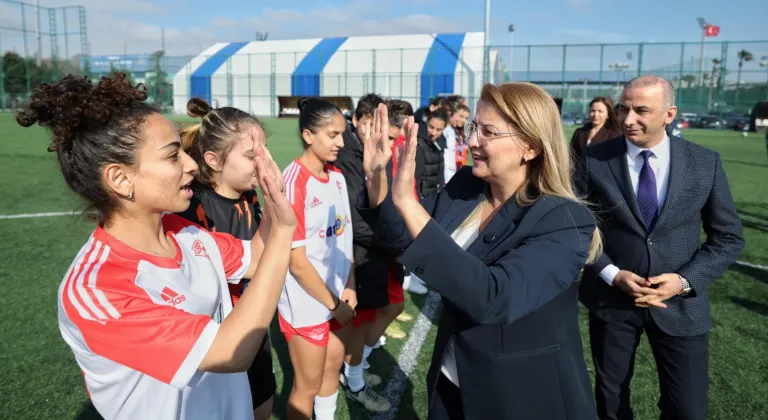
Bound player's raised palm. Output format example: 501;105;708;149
362;103;392;178
254;144;295;229
392;116;419;206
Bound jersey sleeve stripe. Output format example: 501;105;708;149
88;244;121;319
66;239;101;322
170;319;219;390
61;238;97;321
76;241;110;321
284;162;300;205
227;240;251;284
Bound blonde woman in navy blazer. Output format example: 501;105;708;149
358;83;602;419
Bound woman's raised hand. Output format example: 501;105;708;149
254;143;295;229
392;116;419;207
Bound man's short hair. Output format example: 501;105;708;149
624;75;676;108
355;93;384;121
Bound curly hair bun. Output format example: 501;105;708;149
15;72;148;152
186;97;213;118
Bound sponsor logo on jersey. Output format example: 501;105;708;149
319;215;351;238
161;287;186;306
310;197;323;208
192;239;210;259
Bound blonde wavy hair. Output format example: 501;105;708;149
480;82;602;263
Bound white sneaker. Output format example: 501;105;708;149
406;274;428;295
346;386;392;412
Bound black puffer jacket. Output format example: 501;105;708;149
334;124;403;310
415;124;445;199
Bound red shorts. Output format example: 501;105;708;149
278;310;376;346
278;313;341;347
387;264;405;304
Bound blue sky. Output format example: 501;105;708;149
1;0;766;57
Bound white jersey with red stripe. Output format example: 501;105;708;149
280;159;353;328
57;214;253;420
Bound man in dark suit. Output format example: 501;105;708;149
577;75;745;420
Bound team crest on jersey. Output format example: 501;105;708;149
192;239;210;259
319;215;350;238
336;180;343;193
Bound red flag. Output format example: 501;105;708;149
704;25;720;37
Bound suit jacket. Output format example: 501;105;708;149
569;123;622;163
576;135;745;337
358;167;597;420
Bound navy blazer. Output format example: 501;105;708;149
358;167;597;420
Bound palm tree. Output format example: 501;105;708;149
736;49;754;89
682;74;696;88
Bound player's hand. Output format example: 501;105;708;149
331;299;356;326
392;116;419;208
362;103;393;178
613;270;659;299
255;144;295;229
341;288;358;310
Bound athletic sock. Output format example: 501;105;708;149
344;362;365;393
362;345;374;366
314;391;338;420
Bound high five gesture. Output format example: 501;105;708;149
363;103;393;207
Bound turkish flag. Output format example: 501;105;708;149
704;25;720;37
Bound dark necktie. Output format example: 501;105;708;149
637;150;658;230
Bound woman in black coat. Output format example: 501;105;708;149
358;83;602;419
570;96;622;162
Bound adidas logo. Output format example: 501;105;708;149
161;287;186;306
310;197;322;208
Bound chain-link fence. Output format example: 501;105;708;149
0;0;88;109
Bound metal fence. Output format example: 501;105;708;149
0;0;88;109
2;23;767;118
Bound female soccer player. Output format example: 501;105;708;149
177;98;276;420
279;98;356;420
17;73;295;420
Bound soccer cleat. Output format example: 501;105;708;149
396;312;413;322
346;386;392;412
385;322;407;339
340;370;382;388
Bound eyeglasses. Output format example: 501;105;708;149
464;122;517;146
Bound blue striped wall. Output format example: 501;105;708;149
420;33;466;107
190;42;249;104
291;38;348;97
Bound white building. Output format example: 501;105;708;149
172;32;502;116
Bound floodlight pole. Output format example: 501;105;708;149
483;0;490;84
698;18;707;87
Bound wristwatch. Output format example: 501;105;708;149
678;274;691;296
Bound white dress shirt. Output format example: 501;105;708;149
600;134;671;285
440;215;481;387
443;126;458;184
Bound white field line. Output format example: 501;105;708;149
371;290;442;420
0;211;81;220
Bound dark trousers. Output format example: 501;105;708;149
429;374;465;420
589;310;709;420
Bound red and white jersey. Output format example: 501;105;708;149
280;159;353;328
57;214;253;420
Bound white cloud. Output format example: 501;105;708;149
0;2;478;58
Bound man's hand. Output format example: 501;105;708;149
634;273;684;309
341;288;358;310
613;270;658;298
